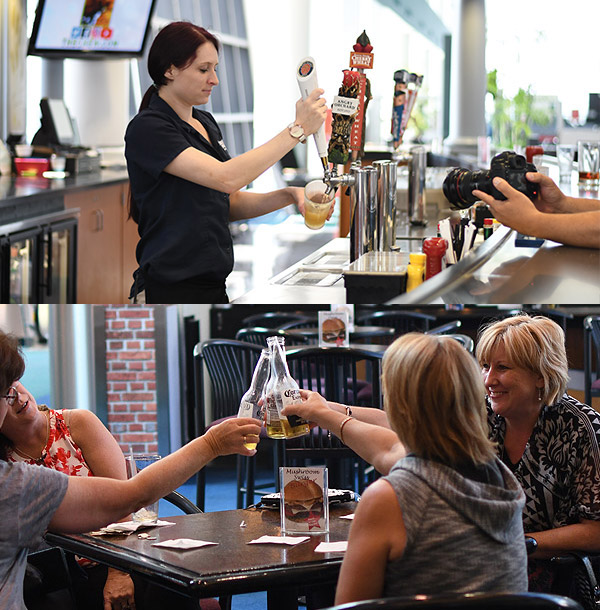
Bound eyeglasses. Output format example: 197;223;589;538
2;386;18;407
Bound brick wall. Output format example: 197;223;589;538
105;306;158;454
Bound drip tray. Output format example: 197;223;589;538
273;268;344;287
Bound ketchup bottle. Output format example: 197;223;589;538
422;237;447;279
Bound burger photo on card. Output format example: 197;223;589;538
321;316;346;346
283;478;324;529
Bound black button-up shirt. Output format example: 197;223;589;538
125;93;234;284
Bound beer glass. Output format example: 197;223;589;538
577;141;600;187
125;454;161;523
303;180;334;230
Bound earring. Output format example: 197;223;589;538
538;388;543;402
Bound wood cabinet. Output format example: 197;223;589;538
65;182;137;303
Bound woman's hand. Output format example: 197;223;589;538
473;177;544;236
282;389;334;429
203;417;262;458
103;568;136;610
525;172;570;214
288;187;335;220
295;88;327;137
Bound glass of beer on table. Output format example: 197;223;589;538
303;180;335;230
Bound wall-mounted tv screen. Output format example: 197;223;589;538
28;0;156;59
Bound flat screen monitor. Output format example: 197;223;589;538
40;98;76;147
28;0;156;59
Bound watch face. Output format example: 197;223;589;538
291;125;303;138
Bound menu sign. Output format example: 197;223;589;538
280;467;329;534
318;311;349;348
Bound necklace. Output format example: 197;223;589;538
14;411;50;464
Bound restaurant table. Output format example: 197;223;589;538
285;325;395;344
46;503;357;610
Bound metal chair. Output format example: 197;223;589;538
194;339;274;510
241;311;315;329
357;310;437;334
584;316;600;407
444;333;475;353
235;326;310;347
163;491;203;514
284;346;384;493
426;319;463;335
322;592;583;610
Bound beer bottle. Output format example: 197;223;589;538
265;337;286;438
237;348;270;450
266;335;310;439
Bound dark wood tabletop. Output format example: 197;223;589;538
46;503;357;609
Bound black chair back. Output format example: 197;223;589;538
193;339;266;509
357;310;436;334
322;592;583;610
235;327;309;347
241;311;314;329
284;346;384;492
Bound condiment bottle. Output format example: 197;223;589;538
422;237;447;280
237;348;270;450
483;217;494;240
406;252;427;292
265;336;309;439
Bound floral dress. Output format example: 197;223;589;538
7;409;93;476
487;393;600;591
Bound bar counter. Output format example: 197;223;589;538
0;168;129;224
234;210;599;306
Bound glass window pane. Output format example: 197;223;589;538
232;0;246;38
222;46;238;113
239;48;253;113
219;0;232;35
156;0;177;21
210;76;225;113
199;0;216;30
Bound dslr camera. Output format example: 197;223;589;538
442;151;539;210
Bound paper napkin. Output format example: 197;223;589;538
151;538;218;550
90;520;175;536
339;514;355;520
248;535;310;545
314;541;348;553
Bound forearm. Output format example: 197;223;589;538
229;187;297;221
49;435;218;533
563;196;600;214
529;520;600;559
326;401;391;427
169;129;297;194
530;211;600;248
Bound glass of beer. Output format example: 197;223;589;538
577;140;600;188
303;180;335;230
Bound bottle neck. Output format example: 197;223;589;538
270;340;291;380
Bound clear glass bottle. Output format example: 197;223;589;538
237;348;270;450
264;337;286;439
266;335;310;439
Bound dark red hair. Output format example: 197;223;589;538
139;21;220;112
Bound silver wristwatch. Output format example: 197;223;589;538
287;122;306;143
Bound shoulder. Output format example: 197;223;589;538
66;409;105;439
355;478;402;527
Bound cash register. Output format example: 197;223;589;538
31;97;101;174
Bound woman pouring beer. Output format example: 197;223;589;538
125;21;330;303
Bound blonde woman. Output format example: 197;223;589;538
332;334;527;604
477;314;600;590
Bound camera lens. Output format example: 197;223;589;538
442;168;491;209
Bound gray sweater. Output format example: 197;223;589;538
382;455;528;597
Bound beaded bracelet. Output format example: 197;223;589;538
339;415;354;445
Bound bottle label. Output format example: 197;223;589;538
280;388;308;427
238;400;258;419
266;394;280;424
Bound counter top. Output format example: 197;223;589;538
0;168;129;204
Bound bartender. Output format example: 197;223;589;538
125;21;329;304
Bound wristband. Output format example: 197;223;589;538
339;415;354;445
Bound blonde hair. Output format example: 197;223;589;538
476;314;569;406
382;333;496;465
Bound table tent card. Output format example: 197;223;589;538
318;311;349;347
330;304;355;332
280;466;329;534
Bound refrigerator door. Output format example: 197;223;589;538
5;227;41;304
42;219;77;303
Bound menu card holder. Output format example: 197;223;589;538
280;466;329;534
318;311;349;347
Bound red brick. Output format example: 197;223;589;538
118;351;153;361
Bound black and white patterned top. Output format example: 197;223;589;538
488;394;600;533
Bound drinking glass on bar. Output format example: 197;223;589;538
577;140;600;188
